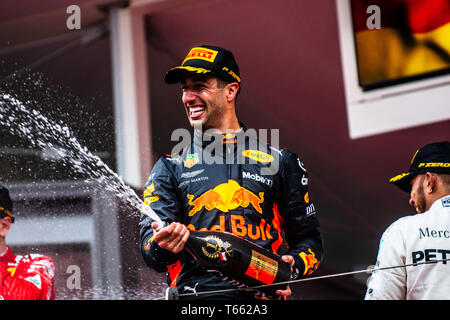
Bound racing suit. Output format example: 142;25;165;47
0;246;55;300
139;125;323;299
365;195;450;299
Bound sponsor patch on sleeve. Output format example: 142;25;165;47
24;274;42;290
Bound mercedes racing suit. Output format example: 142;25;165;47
139;125;323;299
0;246;55;300
365;195;450;299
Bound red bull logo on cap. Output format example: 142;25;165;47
187;180;264;216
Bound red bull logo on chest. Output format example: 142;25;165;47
187;180;264;216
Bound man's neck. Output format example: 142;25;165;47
217;119;241;133
196;119;241;135
426;191;450;211
0;239;7;256
201;106;241;133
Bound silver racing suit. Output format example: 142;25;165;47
365;195;450;299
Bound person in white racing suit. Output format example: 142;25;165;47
365;141;450;300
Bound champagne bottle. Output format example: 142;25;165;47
185;230;291;298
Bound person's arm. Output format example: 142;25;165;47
278;151;323;279
365;221;407;300
139;157;185;272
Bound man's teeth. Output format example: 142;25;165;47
190;106;204;112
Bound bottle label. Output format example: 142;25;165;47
201;235;232;261
244;250;278;284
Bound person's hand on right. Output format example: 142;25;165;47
151;221;190;254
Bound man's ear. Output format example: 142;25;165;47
425;172;437;193
225;82;239;102
0;216;12;236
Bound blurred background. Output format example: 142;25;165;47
0;0;449;299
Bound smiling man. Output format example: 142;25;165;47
168;46;241;133
366;141;450;299
139;45;323;300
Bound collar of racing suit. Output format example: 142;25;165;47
193;121;249;155
0;246;14;263
427;194;450;214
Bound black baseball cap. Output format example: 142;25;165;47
0;185;14;223
389;141;450;193
164;45;241;85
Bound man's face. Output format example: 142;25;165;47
409;174;427;213
181;74;226;130
0;216;11;238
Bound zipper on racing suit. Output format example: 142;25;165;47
226;142;232;233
